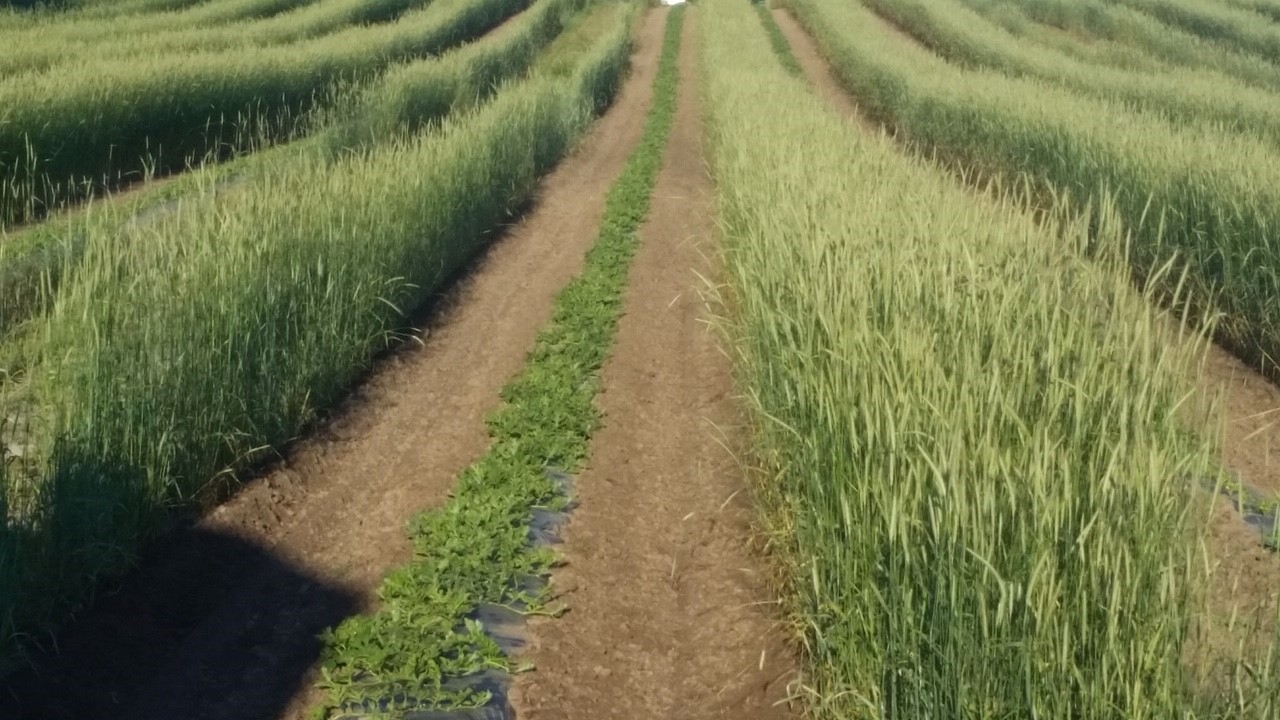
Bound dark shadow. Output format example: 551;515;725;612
0;525;359;720
0;115;566;718
0;195;541;720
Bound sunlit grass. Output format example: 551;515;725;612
702;0;1280;715
0;0;532;226
0;0;428;77
783;0;1280;390
954;0;1280;91
862;0;1280;153
0;0;628;675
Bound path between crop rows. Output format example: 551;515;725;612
1;11;665;720
772;1;1280;642
512;11;797;720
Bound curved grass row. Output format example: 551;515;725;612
0;0;318;41
860;0;1280;152
1109;0;1280;66
953;0;1280;91
0;0;593;347
1219;0;1280;23
0;0;534;226
0;0;434;78
326;0;596;152
0;0;634;678
781;0;1280;386
701;0;1280;715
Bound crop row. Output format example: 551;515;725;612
1109;0;1280;64
318;6;671;712
0;0;432;78
862;0;1280;151
703;0;1278;715
954;0;1280;91
0;0;620;674
0;0;533;226
785;0;1280;383
0;0;314;39
0;0;592;346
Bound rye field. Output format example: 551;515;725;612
4;0;1280;717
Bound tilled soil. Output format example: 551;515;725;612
510;12;799;720
0;10;666;720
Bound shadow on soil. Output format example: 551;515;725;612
0;526;360;720
0;199;543;720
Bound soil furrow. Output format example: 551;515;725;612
0;10;666;720
510;11;798;720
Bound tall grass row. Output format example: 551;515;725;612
0;0;533;226
953;0;1280;91
0;0;588;352
0;0;319;44
1218;0;1280;23
325;0;591;152
0;0;433;78
701;0;1280;716
1109;0;1280;65
861;0;1280;153
783;0;1280;385
0;0;634;675
71;0;224;18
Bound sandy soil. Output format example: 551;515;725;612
510;12;799;720
0;10;666;720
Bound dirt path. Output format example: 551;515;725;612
772;8;872;127
776;0;1280;665
511;12;798;720
0;11;665;720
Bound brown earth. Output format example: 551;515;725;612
776;0;1280;676
511;11;799;720
0;10;666;720
772;8;874;130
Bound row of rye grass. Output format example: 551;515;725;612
1221;0;1280;23
0;0;317;39
57;0;215;16
784;0;1280;383
0;0;532;226
702;0;1280;715
0;0;432;78
0;0;322;41
861;0;1280;151
0;0;631;674
1109;0;1280;65
0;0;592;347
954;0;1280;91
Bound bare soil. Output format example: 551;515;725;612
511;12;799;720
0;10;666;720
772;8;875;131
